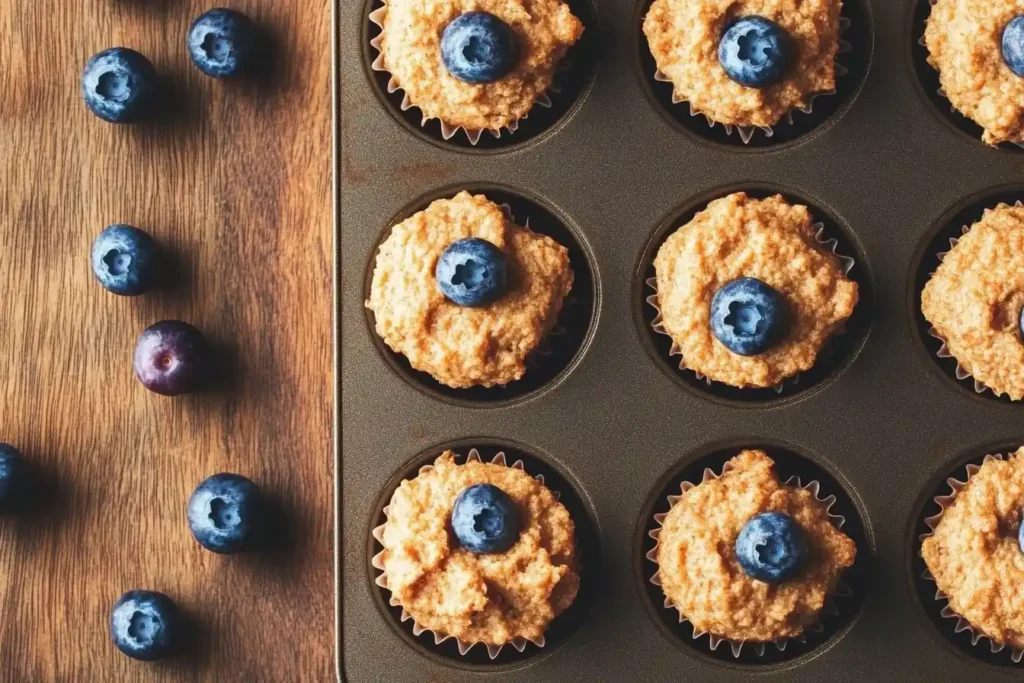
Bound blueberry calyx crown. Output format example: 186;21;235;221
440;12;518;85
710;277;787;356
718;16;792;89
1004;16;1024;79
735;511;808;584
450;483;520;554
435;237;509;307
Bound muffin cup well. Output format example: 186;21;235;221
925;201;1024;399
368;2;566;146
645;460;851;658
371;448;561;660
918;452;1024;664
364;186;597;408
645;222;856;393
648;17;851;145
914;0;1024;150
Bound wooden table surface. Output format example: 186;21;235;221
1;1;334;680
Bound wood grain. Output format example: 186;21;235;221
0;1;334;680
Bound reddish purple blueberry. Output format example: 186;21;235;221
133;321;209;396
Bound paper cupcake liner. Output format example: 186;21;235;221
371;448;559;660
653;17;851;144
918;452;1024;663
927;200;1024;398
917;6;1024;150
368;2;564;145
645;461;851;657
646;222;856;392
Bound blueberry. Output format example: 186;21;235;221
90;225;158;296
187;473;261;553
435;238;508;307
82;48;158;123
188;8;258;78
735;512;808;583
110;590;180;661
133;321;209;396
710;277;786;356
441;12;518;84
450;483;519;553
1004;15;1024;79
0;444;22;508
718;16;791;88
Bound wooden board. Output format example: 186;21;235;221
0;1;334;679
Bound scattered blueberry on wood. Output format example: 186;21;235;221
82;48;158;123
133;321;209;396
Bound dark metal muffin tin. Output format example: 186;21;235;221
339;0;1024;679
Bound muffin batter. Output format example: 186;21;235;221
379;451;580;645
654;450;856;642
376;0;583;131
367;192;573;389
922;450;1024;649
921;204;1024;400
643;0;843;127
653;192;858;389
925;0;1024;146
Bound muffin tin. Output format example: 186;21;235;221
339;0;1024;679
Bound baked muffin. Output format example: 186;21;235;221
652;192;858;389
374;450;580;648
922;449;1024;650
366;192;573;389
924;0;1024;146
921;203;1024;400
643;0;844;128
652;450;856;643
371;0;583;135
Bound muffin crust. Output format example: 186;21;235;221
653;192;858;389
655;450;856;642
379;451;580;645
643;0;843;127
377;0;583;131
921;450;1024;649
925;0;1024;146
921;204;1024;400
367;192;573;389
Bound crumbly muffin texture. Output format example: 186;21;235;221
380;452;580;645
922;450;1024;649
643;0;843;127
367;192;573;389
653;192;858;389
921;204;1024;400
655;450;856;642
378;0;583;131
925;0;1024;146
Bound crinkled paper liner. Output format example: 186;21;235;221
645;460;852;658
927;200;1024;398
646;223;856;392
368;2;564;145
653;17;851;144
371;448;560;659
918;452;1024;663
917;3;1024;150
